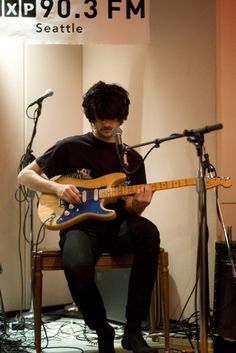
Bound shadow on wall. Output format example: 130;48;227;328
168;274;183;321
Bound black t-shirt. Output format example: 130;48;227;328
36;132;146;185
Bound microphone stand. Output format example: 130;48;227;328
185;131;210;353
18;102;43;318
126;123;223;353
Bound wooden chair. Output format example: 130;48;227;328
32;248;170;353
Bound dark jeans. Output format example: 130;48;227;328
59;214;160;330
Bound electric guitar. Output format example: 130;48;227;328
38;172;232;231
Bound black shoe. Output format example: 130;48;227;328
121;328;156;353
97;323;115;353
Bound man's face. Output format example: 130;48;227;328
92;118;122;142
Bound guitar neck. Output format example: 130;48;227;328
101;178;196;200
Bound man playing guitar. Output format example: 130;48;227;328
18;81;160;353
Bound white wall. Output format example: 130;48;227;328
0;0;216;321
144;0;217;320
0;44;25;310
24;45;84;308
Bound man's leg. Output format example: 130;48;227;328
61;228;115;353
118;215;160;353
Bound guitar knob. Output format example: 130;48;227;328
68;204;74;209
64;210;70;216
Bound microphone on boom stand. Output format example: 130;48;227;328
112;127;128;168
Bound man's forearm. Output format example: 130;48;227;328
18;168;57;194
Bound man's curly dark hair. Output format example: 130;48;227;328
82;81;130;123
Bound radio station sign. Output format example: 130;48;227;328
0;0;150;44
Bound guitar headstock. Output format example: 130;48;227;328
206;176;232;189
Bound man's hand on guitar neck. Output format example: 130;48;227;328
125;185;153;215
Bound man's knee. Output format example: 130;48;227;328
128;215;160;251
64;257;95;286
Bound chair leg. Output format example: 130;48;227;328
160;250;170;352
150;280;157;332
32;255;43;353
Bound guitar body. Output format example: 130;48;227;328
38;172;126;231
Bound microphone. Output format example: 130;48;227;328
112;127;125;162
28;89;54;107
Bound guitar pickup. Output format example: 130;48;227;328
94;188;99;201
59;199;65;208
81;190;87;203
